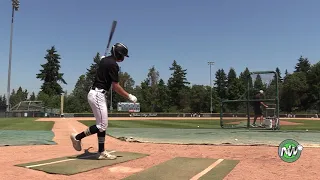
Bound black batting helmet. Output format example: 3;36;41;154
111;43;129;60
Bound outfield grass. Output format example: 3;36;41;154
80;120;224;129
79;119;320;131
280;119;320;131
0;118;54;131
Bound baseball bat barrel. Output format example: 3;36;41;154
104;20;117;56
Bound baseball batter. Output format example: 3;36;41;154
70;43;137;160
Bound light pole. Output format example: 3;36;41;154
6;0;20;112
208;61;214;113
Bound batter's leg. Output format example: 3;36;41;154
70;90;103;151
79;90;108;149
88;89;108;153
87;90;115;160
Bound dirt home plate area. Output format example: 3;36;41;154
1;117;320;180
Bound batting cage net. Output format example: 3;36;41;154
220;71;280;130
9;101;60;114
10;101;44;112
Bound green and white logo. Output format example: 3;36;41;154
278;139;303;163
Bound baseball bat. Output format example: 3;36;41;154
104;20;117;56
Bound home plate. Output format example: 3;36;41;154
109;166;144;173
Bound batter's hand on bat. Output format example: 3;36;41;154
128;94;137;103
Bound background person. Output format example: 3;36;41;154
251;90;268;127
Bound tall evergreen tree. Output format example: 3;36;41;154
156;79;169;112
147;66;160;86
285;69;289;76
238;67;252;98
226;68;242;110
167;60;190;111
36;46;67;96
214;69;227;100
275;67;282;82
226;68;239;99
253;74;265;91
295;56;311;73
146;66;160;111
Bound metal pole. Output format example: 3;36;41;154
247;73;250;128
210;64;212;113
6;4;16;112
6;0;19;113
208;62;214;113
275;71;280;129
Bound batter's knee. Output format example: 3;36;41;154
96;123;108;132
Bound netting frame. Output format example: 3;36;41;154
10;101;44;112
9;100;60;115
220;70;280;130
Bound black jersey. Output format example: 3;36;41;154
253;93;261;109
92;56;119;91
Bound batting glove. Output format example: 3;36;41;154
100;56;106;60
128;94;137;103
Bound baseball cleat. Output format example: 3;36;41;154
250;124;257;127
98;151;117;160
70;133;82;151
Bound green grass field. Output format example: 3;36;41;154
0;118;319;131
79;119;320;131
0;118;54;131
279;119;320;131
80;120;224;129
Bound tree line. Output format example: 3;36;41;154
1;46;319;114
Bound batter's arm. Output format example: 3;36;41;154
260;101;268;108
112;82;129;99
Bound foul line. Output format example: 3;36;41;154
26;159;77;168
190;159;224;180
25;151;116;168
67;121;78;133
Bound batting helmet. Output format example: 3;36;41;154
111;43;129;60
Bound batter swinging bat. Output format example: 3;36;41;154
104;20;117;56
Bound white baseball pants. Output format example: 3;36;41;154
87;88;108;132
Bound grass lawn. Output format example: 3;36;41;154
79;120;224;129
79;119;320;131
0;118;54;131
280;119;320;131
